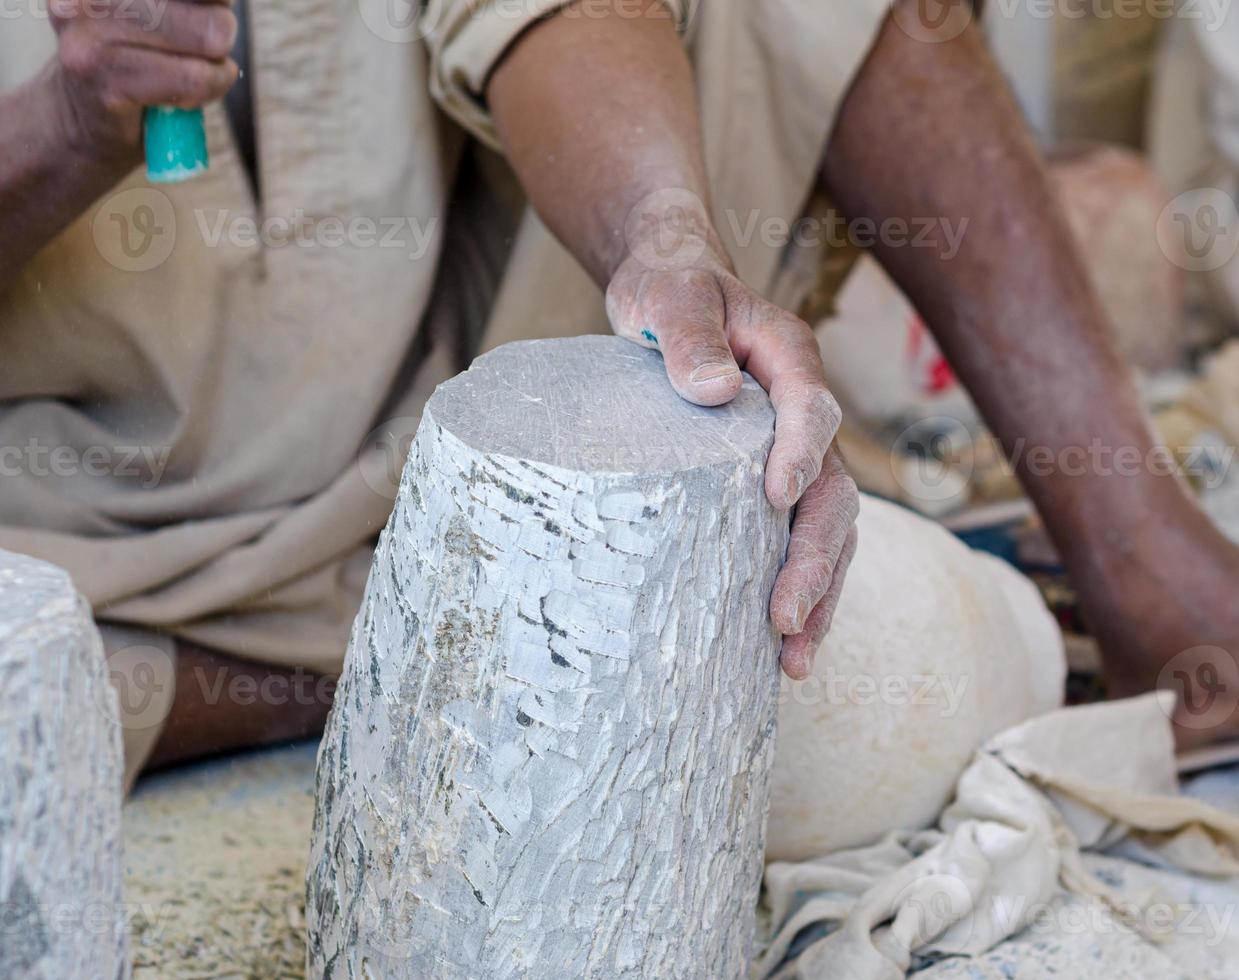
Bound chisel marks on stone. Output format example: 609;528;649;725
308;337;788;979
0;551;128;980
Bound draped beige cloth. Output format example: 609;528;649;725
0;0;889;765
756;693;1239;979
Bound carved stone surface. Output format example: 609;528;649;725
307;336;789;979
0;549;128;980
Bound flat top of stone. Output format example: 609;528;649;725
427;336;774;475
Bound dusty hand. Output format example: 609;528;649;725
48;0;238;158
606;221;859;680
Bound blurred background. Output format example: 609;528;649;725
799;1;1239;695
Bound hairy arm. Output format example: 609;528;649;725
488;2;859;676
822;3;1239;750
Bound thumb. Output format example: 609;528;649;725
609;268;742;408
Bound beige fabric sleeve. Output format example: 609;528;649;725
423;0;691;149
474;0;893;351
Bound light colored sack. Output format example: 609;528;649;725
758;693;1239;979
768;495;1066;862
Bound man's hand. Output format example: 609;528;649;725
50;0;238;158
606;223;859;680
0;0;238;289
488;3;858;678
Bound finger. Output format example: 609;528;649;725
720;279;841;509
780;524;858;680
769;450;860;634
611;268;743;407
96;0;239;60
79;42;239;109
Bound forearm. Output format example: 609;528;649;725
487;0;712;285
489;2;861;676
821;14;1189;553
0;62;139;293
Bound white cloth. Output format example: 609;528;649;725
756;694;1239;979
767;495;1065;862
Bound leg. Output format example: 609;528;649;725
143;641;335;773
821;3;1239;748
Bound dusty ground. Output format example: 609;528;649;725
123;742;318;980
122;740;1239;979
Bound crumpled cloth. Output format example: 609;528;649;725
1180;341;1239;449
755;693;1239;979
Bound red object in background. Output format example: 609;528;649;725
906;313;956;395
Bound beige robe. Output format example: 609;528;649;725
0;0;889;762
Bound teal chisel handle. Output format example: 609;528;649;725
144;107;208;184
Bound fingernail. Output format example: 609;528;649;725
793;594;811;633
690;363;739;384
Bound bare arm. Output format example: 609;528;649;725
823;4;1239;744
488;2;860;677
0;0;238;293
